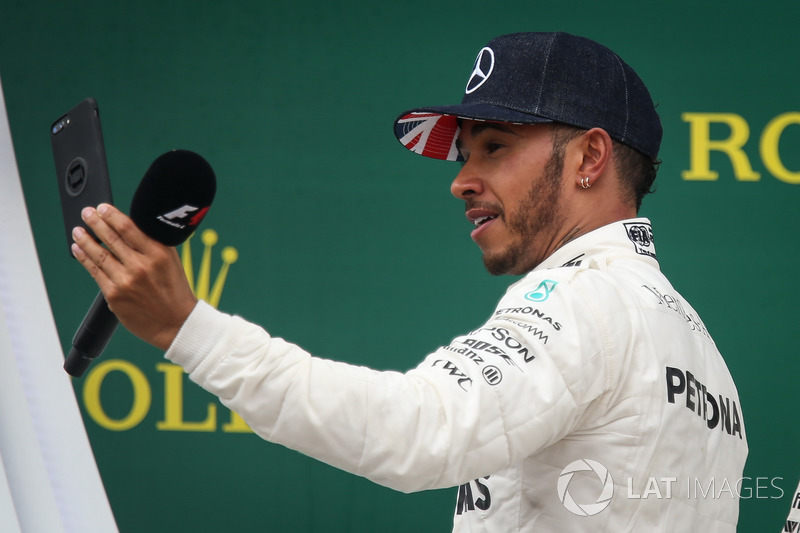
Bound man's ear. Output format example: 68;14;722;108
573;127;613;182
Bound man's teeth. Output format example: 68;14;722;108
473;215;498;227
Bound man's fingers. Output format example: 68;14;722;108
72;205;196;350
79;205;131;266
70;229;114;291
81;203;153;261
94;204;154;252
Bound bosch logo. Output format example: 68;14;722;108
557;459;614;516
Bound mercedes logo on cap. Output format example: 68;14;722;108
465;47;495;94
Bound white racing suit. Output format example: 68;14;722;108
166;218;748;531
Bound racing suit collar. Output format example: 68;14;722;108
534;217;659;272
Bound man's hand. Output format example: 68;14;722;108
70;203;198;350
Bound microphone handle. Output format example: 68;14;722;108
64;291;119;377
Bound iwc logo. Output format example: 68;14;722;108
557;459;614;516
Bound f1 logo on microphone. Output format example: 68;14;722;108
157;204;209;229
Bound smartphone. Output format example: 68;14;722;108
50;97;113;254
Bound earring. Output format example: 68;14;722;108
580;176;591;189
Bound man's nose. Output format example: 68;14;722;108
450;162;485;199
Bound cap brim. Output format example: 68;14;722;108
394;103;553;161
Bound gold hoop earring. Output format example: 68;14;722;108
580;176;591;189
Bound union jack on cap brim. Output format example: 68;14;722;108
394;112;461;161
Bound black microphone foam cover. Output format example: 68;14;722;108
129;150;216;246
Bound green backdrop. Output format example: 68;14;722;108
1;1;798;531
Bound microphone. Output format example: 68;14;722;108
64;150;216;377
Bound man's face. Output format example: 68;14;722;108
452;121;569;276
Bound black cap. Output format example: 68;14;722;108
394;32;662;161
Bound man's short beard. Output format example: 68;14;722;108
482;145;567;276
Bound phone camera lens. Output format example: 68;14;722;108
52;118;70;135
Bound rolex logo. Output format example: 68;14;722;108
180;229;238;308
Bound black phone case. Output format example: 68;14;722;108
50;97;113;254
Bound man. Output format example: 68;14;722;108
71;32;748;531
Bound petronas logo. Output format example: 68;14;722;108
180;229;238;308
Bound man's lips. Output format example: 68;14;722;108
466;207;500;227
466;207;501;240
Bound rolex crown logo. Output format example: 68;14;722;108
180;229;238;308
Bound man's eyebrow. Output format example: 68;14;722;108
456;122;520;153
469;123;520;137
